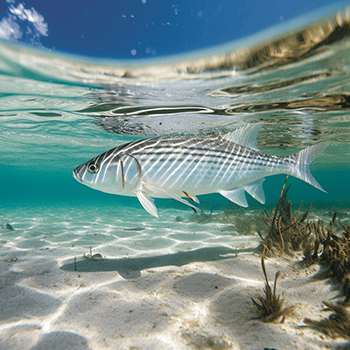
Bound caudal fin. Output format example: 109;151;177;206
289;142;330;192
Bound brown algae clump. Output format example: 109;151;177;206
304;213;350;302
252;245;295;323
319;213;350;284
259;176;314;257
249;176;350;335
302;209;350;337
189;206;215;224
304;301;350;338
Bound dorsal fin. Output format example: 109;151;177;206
221;123;264;150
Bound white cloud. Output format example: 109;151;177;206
0;0;48;46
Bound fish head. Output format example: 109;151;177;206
73;150;127;194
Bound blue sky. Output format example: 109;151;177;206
0;0;340;59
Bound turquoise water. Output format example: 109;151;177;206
1;8;350;260
2;7;350;350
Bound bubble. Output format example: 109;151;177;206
131;49;137;56
198;11;203;18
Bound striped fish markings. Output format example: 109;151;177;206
73;124;329;218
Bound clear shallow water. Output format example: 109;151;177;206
2;7;350;350
1;205;261;261
1;7;350;260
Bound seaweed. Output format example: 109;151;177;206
314;214;350;306
302;214;350;337
189;204;266;237
304;301;350;338
319;214;350;283
262;179;350;297
189;206;215;224
245;177;350;335
219;215;264;236
252;245;295;323
302;219;323;265
260;176;314;257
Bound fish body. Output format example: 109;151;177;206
73;124;329;217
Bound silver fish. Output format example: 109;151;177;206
73;124;329;217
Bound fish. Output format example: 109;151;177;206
73;123;329;218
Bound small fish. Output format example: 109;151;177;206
73;124;329;218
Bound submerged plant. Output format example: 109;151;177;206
252;245;295;323
189;206;215;224
260;176;315;257
304;301;350;338
302;214;350;337
319;215;350;282
231;215;266;236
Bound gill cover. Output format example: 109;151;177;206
118;154;141;192
95;153;141;194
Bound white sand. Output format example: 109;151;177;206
1;206;349;349
1;246;347;349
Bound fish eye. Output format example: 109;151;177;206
87;162;99;174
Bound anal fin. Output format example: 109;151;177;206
219;188;248;207
135;190;158;218
244;178;266;204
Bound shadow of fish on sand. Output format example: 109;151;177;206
60;246;257;279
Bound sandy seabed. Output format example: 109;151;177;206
1;205;349;350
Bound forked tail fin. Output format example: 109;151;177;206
289;142;330;192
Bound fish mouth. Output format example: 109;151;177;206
73;167;82;182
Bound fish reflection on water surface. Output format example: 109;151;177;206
73;124;329;217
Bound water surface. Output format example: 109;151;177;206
1;7;350;258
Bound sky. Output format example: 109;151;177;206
0;0;342;60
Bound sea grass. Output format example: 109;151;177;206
252;245;295;322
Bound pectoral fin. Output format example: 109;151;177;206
244;178;266;204
142;182;198;213
135;190;158;218
219;188;248;207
